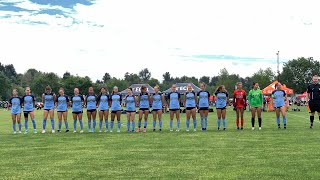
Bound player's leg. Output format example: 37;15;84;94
42;110;49;133
98;111;103;132
200;110;205;131
87;111;92;132
186;109;191;131
222;108;227;130
217;109;222;130
309;101;315;128
131;112;136;132
236;108;240;129
73;113;78;132
280;107;287;129
12;114;17;134
78;113;84;133
137;110;143;132
63;111;69;132
104;110;109;132
30;111;36;133
92;110;97;132
240;108;244;130
110;112;115;132
116;111;121;133
176;110;181;131
169;110;174;131
251;107;257;130
49;109;55;133
158;110;163;131
143;110;149;132
257;107;262;130
57;112;63;132
275;108;281;129
152;110;157;131
204;109;209;130
191;108;197;131
24;112;29;134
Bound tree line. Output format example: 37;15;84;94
0;57;318;101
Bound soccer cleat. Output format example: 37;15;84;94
13;131;17;134
73;130;77;133
223;128;226;131
284;126;286;129
34;129;37;134
237;127;240;130
194;129;197;132
132;130;135;133
80;130;84;133
110;130;113;133
117;129;120;133
99;130;102;133
57;130;61;133
176;129;180;132
136;128;141;133
52;130;55;134
170;129;173;132
42;130;46;134
252;127;255;130
153;129;156;132
159;129;162;132
143;128;147;133
24;131;28;134
18;131;22;134
65;130;69;133
310;125;313;129
241;127;243;130
259;127;262;130
127;130;130;133
92;128;95;133
186;128;190;132
218;127;220;131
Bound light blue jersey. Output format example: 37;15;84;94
152;93;163;110
43;92;55;110
272;90;286;108
185;91;196;108
168;92;180;109
125;95;136;112
139;93;150;109
56;95;69;112
97;94;109;111
22;95;35;112
197;91;210;108
110;93;122;111
71;95;84;112
86;94;97;110
10;97;22;114
215;91;228;109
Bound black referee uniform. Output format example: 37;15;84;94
307;83;320;127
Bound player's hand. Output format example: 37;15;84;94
233;107;236;111
244;106;246;110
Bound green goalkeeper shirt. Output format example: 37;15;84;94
248;88;263;107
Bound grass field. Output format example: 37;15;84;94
0;106;320;179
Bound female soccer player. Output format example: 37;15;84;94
137;86;151;133
42;85;56;134
10;89;22;134
110;86;122;133
97;87;109;132
184;84;197;132
215;85;228;130
152;85;165;132
55;88;70;133
71;88;84;133
168;84;181;131
197;83;210;131
85;87;97;133
124;87;136;132
22;87;37;134
248;82;263;130
272;83;288;129
233;82;247;130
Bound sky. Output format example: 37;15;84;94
0;0;319;82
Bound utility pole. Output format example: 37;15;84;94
277;51;280;82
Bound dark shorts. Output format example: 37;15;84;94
274;106;283;109
72;111;83;115
186;107;196;111
139;108;149;112
57;111;67;113
152;109;162;112
44;109;53;112
126;110;136;113
87;109;97;113
251;107;262;109
309;101;320;113
111;110;121;114
99;109;109;112
170;109;180;112
199;107;209;111
216;107;226;110
23;111;32;118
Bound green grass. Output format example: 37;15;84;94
0;106;319;179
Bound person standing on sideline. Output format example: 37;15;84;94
272;83;287;129
10;89;22;134
55;88;70;132
124;87;136;132
248;82;263;130
110;86;122;133
215;85;228;130
137;86;151;133
151;85;165;132
71;88;84;133
184;84;197;132
22;87;37;134
233;82;247;130
42;85;56;134
167;84;181;131
97;87;110;132
197;83;210;131
306;75;320;128
85;87;97;133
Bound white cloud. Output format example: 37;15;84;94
0;0;320;82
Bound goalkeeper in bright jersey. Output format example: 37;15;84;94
248;82;263;130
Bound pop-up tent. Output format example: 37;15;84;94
297;92;307;99
164;83;201;94
120;84;155;95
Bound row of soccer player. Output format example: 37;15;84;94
8;82;288;134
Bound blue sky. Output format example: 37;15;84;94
0;0;319;81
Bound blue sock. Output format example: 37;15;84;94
177;120;180;129
110;121;114;130
58;121;62;130
193;118;197;129
276;117;280;125
25;120;28;131
42;119;47;130
283;116;287;125
223;119;226;128
73;120;77;131
51;119;54;130
201;117;204;129
18;122;22;131
79;120;83;130
153;120;156;129
144;121;147;128
127;121;130;131
205;117;208;128
65;121;69;130
105;120;109;131
186;119;190;129
13;123;16;132
170;120;173;129
217;119;221;128
132;121;135;131
138;121;142;128
159;120;163;129
99;120;103;131
88;120;92;131
93;120;96;131
117;121;121;130
32;119;36;130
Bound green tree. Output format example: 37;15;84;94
138;68;151;82
30;72;61;97
251;68;275;90
162;72;173;83
199;76;210;85
106;78;129;93
21;69;41;87
216;68;240;93
61;75;93;95
103;73;112;83
148;78;160;87
124;72;140;84
0;71;11;100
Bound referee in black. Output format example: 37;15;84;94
307;75;320;128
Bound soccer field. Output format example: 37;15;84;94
0;106;319;180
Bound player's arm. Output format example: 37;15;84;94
67;97;71;108
148;94;152;107
178;93;181;106
194;92;198;106
232;91;236;107
161;94;165;107
167;94;170;108
108;95;111;107
260;91;264;107
21;96;25;107
137;94;141;107
184;93;187;107
42;94;44;104
306;86;310;103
